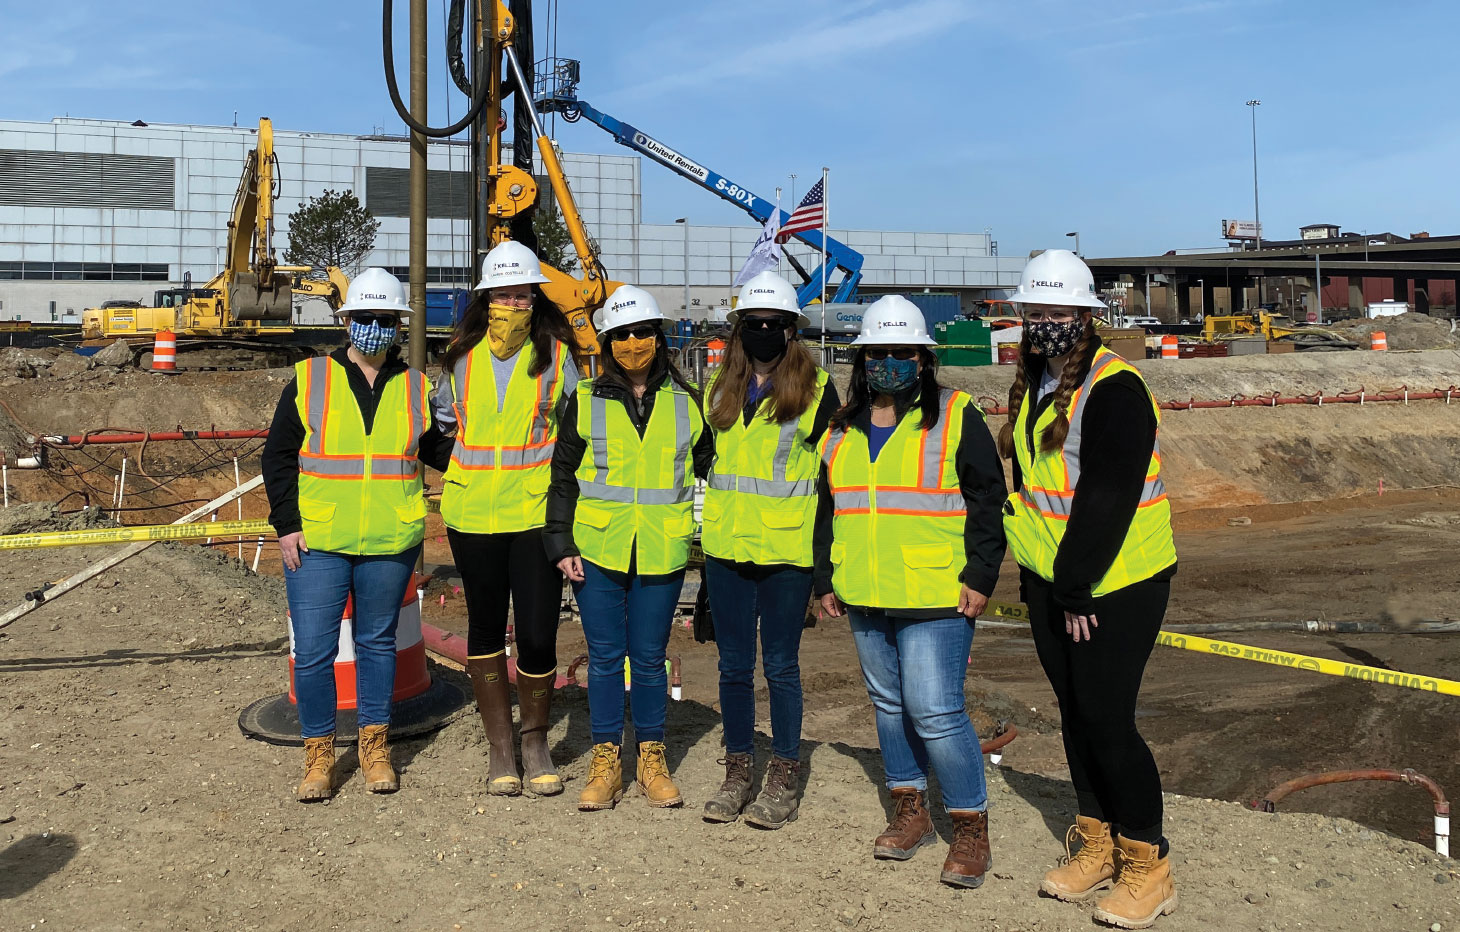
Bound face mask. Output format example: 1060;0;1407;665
739;326;788;363
1025;319;1084;357
611;335;657;375
487;302;533;359
348;320;396;356
865;356;920;394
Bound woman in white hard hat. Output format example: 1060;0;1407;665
425;240;579;798
998;249;1178;929
262;267;439;801
698;270;839;829
815;295;1006;889
544;284;712;812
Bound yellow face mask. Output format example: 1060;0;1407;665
611;335;656;375
487;303;533;359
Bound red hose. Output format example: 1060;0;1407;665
978;385;1460;416
420;621;571;687
46;429;269;445
1259;768;1449;816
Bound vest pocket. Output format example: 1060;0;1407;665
761;506;805;530
299;497;336;524
903;542;955;606
901;543;954;569
395;497;428;523
664;509;695;540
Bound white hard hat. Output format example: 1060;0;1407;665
851;295;936;346
728;271;809;328
595;284;670;333
473;240;552;291
1008;249;1106;309
335;267;413;318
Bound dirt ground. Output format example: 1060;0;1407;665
3;346;1460;930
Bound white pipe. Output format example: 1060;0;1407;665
251;536;264;572
2;464;8;508
233;457;243;561
15;455;42;469
117;457;127;515
1437;814;1450;858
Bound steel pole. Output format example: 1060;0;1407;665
1247;99;1263;307
683;219;691;318
408;0;428;373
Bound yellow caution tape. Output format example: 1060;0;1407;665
0;519;273;551
985;600;1460;698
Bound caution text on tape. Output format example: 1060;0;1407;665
0;519;273;551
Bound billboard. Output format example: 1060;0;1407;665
1222;220;1261;240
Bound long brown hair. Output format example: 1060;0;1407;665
996;317;1099;459
440;288;573;377
706;319;820;431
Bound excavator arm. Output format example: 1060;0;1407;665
222;118;293;322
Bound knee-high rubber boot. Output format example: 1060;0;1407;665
466;653;521;796
516;669;563;796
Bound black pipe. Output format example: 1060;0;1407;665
382;0;492;138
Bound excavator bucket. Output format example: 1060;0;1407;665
229;271;295;321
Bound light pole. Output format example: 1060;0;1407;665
1066;231;1080;257
675;218;689;318
1245;100;1262;251
1197;278;1204;317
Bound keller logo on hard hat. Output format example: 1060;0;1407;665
727;270;811;327
474;241;551;291
851;295;936;346
1009;249;1107;309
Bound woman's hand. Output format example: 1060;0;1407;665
1065;610;1099;643
279;532;308;572
958;585;988;619
557;556;585;583
819;593;845;618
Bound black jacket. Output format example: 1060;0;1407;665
812;393;1007;618
261;346;451;537
543;374;716;563
1012;354;1177;614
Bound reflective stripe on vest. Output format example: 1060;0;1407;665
820;389;971;609
1005;346;1176;595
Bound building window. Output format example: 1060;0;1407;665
384;265;474;284
0;261;169;281
0;149;176;210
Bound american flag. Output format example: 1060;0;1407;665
775;179;825;244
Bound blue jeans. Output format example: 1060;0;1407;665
704;556;810;760
848;610;988;812
285;545;421;739
573;558;684;745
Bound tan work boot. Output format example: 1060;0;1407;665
296;735;335;802
635;741;683;808
466;653;521;796
358;723;398;793
516;670;563;796
578;742;624;811
1041;815;1116;902
1092;836;1178;929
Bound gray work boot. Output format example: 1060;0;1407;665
702;753;755;823
743;756;802;829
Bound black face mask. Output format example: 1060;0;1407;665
739;326;788;363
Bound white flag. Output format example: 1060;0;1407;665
733;209;782;288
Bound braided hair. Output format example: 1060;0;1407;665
996;316;1100;458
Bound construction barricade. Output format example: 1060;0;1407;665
152;330;177;372
1371;331;1388;351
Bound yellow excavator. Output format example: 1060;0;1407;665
81;118;348;364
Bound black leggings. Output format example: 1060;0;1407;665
447;526;563;676
1024;568;1169;843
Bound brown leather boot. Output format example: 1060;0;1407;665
357;723;398;793
702;753;755;823
744;757;802;829
578;742;624;811
941;809;992;888
873;787;936;860
466;653;520;796
296;735;335;802
635;741;683;808
1041;815;1116;902
1092;836;1177;929
516;670;563;796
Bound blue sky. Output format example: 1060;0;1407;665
2;0;1455;256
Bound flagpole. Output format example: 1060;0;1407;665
819;166;829;362
775;187;782;273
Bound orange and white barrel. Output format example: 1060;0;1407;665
707;338;726;367
1371;331;1388;351
152;329;177;371
286;573;431;709
1160;335;1179;359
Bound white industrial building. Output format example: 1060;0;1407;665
0;118;1022;324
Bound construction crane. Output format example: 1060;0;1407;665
534;58;865;308
81;118;347;364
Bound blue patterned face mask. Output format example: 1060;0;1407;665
349;320;397;356
865;356;920;394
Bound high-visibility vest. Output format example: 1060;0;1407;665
572;379;704;576
1004;346;1177;596
701;368;828;566
820;389;973;610
438;340;570;533
293;356;430;556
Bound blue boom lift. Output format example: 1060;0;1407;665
534;59;864;308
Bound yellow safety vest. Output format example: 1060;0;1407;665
572;379;704;575
438;340;570;533
820;389;973;610
293;356;430;556
1004;346;1177;596
701;368;828;567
